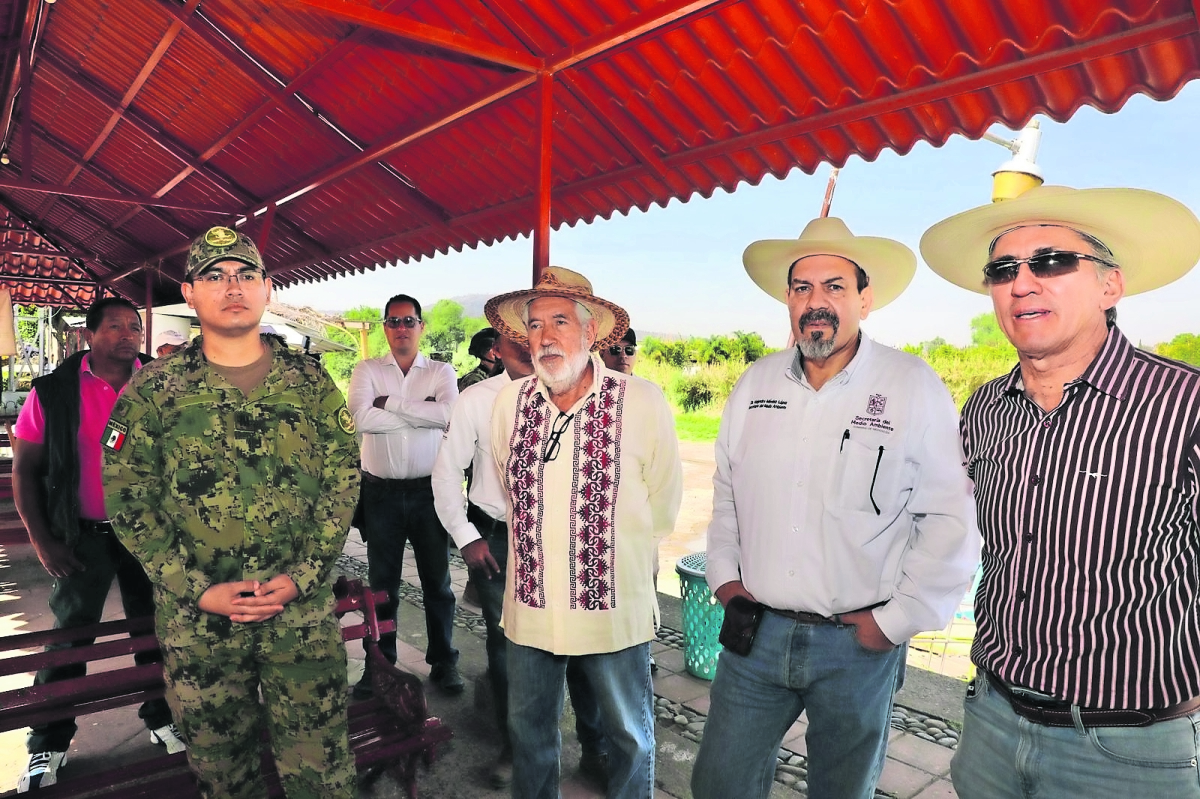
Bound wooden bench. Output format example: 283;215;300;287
0;577;452;798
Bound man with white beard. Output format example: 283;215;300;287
487;267;682;799
691;218;979;799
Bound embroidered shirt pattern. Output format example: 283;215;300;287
506;380;551;608
570;375;624;610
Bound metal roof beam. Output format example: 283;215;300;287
0;242;93;260
33;0;201;222
547;0;732;72
0;274;99;288
236;72;536;225
0;174;229;214
277;0;541;73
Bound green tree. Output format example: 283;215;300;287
422;299;467;359
1156;333;1200;366
970;313;1007;348
321;305;387;384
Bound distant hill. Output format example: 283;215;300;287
449;294;492;318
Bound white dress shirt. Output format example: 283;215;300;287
432;372;510;550
348;351;458;479
491;357;683;655
706;335;980;645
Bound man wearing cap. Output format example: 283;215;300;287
432;330;611;790
103;226;360;798
153;329;187;357
921;185;1200;797
14;297;182;791
691;218;979;799
488;267;683;799
599;327;637;375
459;326;503;391
348;294;463;697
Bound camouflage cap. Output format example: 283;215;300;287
186;226;264;280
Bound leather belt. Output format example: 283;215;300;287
767;600;886;626
79;519;114;535
466;502;507;537
362;472;431;490
984;671;1200;728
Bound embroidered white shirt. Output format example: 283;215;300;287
706;334;980;644
348;351;458;479
432;372;510;549
491;356;683;655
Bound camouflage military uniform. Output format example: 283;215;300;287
103;335;360;799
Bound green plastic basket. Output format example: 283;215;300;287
675;552;724;680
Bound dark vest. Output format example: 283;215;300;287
31;351;149;547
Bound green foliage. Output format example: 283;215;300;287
642;331;771;368
451;315;490;375
1155;333;1200;367
321;305;387;384
969;313;1007;348
674;412;721;442
903;338;1016;408
422;299;467;359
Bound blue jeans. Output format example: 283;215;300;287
692;611;906;799
952;672;1200;798
362;477;457;668
468;510;607;754
507;640;653;799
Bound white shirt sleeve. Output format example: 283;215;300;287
384;362;458;430
432;396;483;551
348;359;406;433
871;370;981;644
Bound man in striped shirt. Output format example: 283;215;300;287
921;185;1200;798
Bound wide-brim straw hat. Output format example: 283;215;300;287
484;266;630;350
743;217;917;310
920;185;1200;296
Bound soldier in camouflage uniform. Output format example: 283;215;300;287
103;226;360;799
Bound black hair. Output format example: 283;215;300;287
384;293;422;320
86;297;140;331
787;257;870;293
468;327;499;358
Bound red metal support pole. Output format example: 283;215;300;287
532;71;553;286
257;202;277;258
143;270;154;356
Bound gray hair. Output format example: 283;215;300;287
989;225;1119;327
522;298;593;327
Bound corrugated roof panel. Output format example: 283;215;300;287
0;0;1197;307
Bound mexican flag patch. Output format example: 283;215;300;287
102;420;128;452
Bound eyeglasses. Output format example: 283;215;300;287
194;269;265;287
982;251;1115;286
543;411;574;463
607;345;636;357
383;315;421;329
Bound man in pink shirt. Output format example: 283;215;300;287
13;297;181;792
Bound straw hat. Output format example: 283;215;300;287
484;267;630;350
742;217;917;309
920;185;1200;296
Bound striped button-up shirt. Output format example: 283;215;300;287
962;327;1200;710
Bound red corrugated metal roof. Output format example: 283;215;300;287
0;0;1196;306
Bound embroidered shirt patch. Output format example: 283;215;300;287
102;421;129;452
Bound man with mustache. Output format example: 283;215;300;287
692;218;979;799
13;297;182;791
487;267;682;799
922;185;1200;798
433;329;610;790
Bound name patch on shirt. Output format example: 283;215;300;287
850;414;894;434
102;420;128;453
748;398;788;410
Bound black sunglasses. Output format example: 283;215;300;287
982;251;1115;286
607;345;636;357
383;315;421;329
543;412;574;463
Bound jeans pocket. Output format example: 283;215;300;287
1087;715;1200;769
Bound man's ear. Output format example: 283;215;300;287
859;283;875;321
181;281;195;309
1100;267;1124;312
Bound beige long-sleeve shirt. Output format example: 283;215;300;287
491;356;683;656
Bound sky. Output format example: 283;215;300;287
277;81;1200;350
